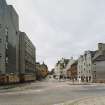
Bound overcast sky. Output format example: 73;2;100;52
7;0;105;70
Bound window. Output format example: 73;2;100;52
6;57;8;63
94;71;96;73
0;53;2;58
93;71;96;78
79;66;81;69
0;38;2;43
16;31;18;35
6;35;8;42
0;24;2;28
6;42;8;49
5;27;8;36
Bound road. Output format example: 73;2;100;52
0;80;105;105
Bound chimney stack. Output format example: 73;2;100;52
98;43;105;51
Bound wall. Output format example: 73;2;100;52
93;61;105;82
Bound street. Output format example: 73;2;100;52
0;80;105;105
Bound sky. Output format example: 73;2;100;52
7;0;105;70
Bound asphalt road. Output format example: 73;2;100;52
0;80;105;105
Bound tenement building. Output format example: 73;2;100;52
54;58;75;80
19;32;36;82
78;51;96;83
54;58;69;80
36;62;48;80
78;43;105;83
0;0;19;84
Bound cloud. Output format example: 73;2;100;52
7;0;105;70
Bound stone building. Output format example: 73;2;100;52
19;32;36;82
78;51;96;82
63;57;76;79
54;58;75;80
36;62;48;80
54;58;66;79
0;0;19;83
67;61;78;81
78;43;105;83
92;43;105;83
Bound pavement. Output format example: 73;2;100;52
0;79;105;105
75;96;105;105
62;96;105;105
